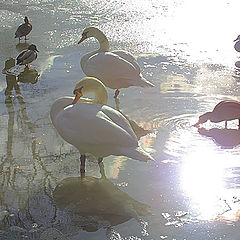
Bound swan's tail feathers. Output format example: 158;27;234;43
120;146;154;162
139;75;155;88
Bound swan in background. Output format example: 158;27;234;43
50;77;153;174
194;100;240;128
15;16;32;42
78;26;154;98
16;44;39;69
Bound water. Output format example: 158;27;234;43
0;0;240;239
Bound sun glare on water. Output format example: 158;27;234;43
180;137;240;222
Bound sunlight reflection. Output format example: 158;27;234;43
108;156;126;179
180;140;240;222
181;150;226;220
162;113;240;222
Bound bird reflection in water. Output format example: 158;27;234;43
198;128;240;149
53;162;151;234
18;67;39;84
4;58;39;120
2;58;39;173
16;42;30;53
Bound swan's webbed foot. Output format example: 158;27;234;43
80;154;86;175
114;89;120;98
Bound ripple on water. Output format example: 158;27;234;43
161;113;240;161
157;113;240;222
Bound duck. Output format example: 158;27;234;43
16;44;39;69
234;35;240;52
78;26;154;98
194;100;240;128
15;16;32;42
50;77;153;174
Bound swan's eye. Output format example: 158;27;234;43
73;86;83;95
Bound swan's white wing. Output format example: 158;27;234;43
84;52;141;89
112;50;141;73
101;105;138;141
54;103;138;148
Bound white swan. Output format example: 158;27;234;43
50;77;153;173
78;27;154;98
234;35;240;52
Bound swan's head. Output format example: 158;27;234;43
72;77;108;104
78;27;103;44
193;112;212;127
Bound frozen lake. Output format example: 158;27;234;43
0;0;240;239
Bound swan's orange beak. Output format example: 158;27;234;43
78;35;87;44
72;92;82;104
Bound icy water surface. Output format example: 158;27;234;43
1;0;240;239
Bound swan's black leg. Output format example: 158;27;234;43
239;119;240;129
80;154;86;175
225;121;227;129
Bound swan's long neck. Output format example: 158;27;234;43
50;97;73;124
81;85;108;105
92;86;108;105
94;29;110;52
74;77;109;105
81;29;110;72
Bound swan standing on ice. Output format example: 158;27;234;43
50;77;153;174
78;27;154;98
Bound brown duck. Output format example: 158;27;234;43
194;100;240;128
15;16;32;41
